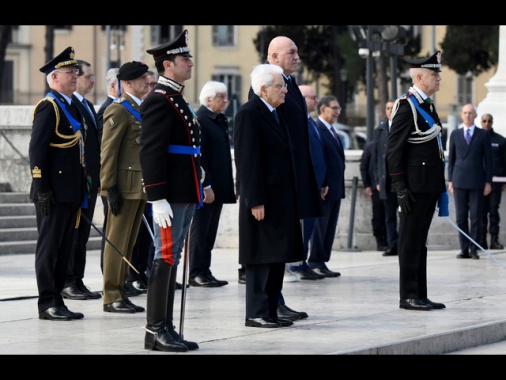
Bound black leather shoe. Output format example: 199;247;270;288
176;282;189;290
39;306;72;321
382;247;398;257
399;298;433;311
60;305;84;319
245;318;281;328
124;281;143;297
167;325;199;350
470;250;480;260
207;274;229;287
76;281;101;299
274;317;294;327
189;274;221;287
61;285;88;300
278;304;308;320
131;280;148;293
103;301;136;313
312;267;341;278
124;298;145;312
299;268;325;280
422;298;446;309
238;269;246;284
457;250;471;259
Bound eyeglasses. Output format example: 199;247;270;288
304;95;318;100
329;106;341;111
482;119;493;123
56;69;79;76
83;74;95;81
271;83;288;90
149;82;157;88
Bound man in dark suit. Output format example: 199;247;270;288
235;63;302;329
479;114;506;250
61;59;102;300
387;50;447;311
448;104;493;259
374;100;399;257
189;81;236;288
360;140;387;251
287;84;326;280
309;95;345;278
140;29;200;352
29;46;86;321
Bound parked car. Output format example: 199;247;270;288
333;123;367;150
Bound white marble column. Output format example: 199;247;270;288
477;25;506;135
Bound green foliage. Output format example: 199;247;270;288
440;25;499;76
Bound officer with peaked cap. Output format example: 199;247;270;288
100;60;150;314
386;50;447;311
29;46;87;321
140;29;201;352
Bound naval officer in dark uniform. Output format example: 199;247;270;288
386;51;447;311
29;47;86;321
140;29;201;352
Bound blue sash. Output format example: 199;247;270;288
410;95;449;217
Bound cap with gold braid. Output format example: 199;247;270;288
405;50;442;72
146;29;192;63
39;46;80;75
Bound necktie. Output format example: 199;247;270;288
272;109;280;125
82;98;95;123
330;126;340;143
465;128;471;145
424;97;432;103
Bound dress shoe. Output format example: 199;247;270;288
176;282;189;290
490;235;504;250
283;269;301;282
245;317;281;328
61;285;88;300
167;325;199;350
470;250;480;260
274;317;294;327
76;281;101;299
60;305;84;319
312;267;341;278
278;304;308;320
422;298;446;309
456;250;471;259
207;274;228;287
189;274;221;287
39;306;72;321
124;281;143;297
238;269;246;284
103;301;136;313
123;298;145;312
299;268;325;280
399;298;433;311
132;280;148;293
382;247;398;257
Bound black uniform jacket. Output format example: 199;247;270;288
140;76;202;203
387;94;446;194
234;94;304;266
29;89;85;204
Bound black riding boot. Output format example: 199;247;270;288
166;266;199;350
144;259;187;352
491;234;504;250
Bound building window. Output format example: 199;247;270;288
212;26;235;47
150;25;183;45
457;73;473;106
0;60;13;104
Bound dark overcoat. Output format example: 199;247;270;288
234;95;303;266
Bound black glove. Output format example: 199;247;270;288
392;182;415;214
37;190;55;216
107;185;123;216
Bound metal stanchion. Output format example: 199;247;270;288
341;176;361;252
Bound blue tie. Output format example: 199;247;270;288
465;128;471;145
82;98;95;125
272;109;280;124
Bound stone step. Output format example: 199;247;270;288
0;226;103;242
0;203;35;217
0;192;30;204
0;215;36;228
0;236;102;255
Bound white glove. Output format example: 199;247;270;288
151;199;173;228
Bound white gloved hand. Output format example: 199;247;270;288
151;199;173;228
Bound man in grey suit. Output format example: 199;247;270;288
448;103;493;259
